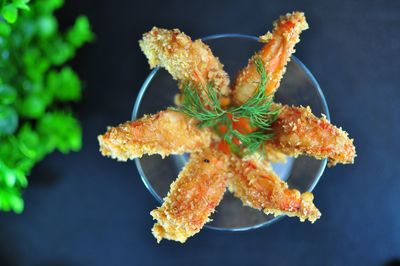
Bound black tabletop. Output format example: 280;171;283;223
1;1;399;265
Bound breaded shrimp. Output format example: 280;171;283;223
227;154;321;223
151;148;228;243
98;110;212;161
264;144;287;163
267;104;356;166
233;12;308;105
139;27;231;100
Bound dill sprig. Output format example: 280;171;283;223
172;58;280;156
174;82;227;128
230;58;280;130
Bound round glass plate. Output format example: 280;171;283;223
132;34;329;231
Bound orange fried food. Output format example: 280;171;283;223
267;104;356;166
264;144;287;163
227;154;321;222
139;27;231;99
233;11;308;105
98;110;212;161
151;148;228;243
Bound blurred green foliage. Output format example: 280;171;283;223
0;0;93;213
1;0;30;24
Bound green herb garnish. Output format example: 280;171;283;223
173;58;280;156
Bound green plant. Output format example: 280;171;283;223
0;0;93;213
1;0;30;24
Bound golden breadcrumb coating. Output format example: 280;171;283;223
264;144;287;163
268;104;356;166
233;11;308;105
139;27;231;99
227;154;321;223
151;148;228;243
98;110;212;161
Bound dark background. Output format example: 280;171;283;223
1;0;399;265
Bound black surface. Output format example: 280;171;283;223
1;1;400;265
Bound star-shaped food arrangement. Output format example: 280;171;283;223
98;12;356;243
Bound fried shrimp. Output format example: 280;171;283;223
263;145;287;163
139;27;231;99
151;148;228;243
233;12;308;105
267;104;356;166
227;154;321;223
98;110;212;161
97;12;357;243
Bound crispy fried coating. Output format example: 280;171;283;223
98;110;212;161
139;27;230;99
151;148;228;243
268;104;356;166
227;154;321;223
264;144;287;163
233;12;308;105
